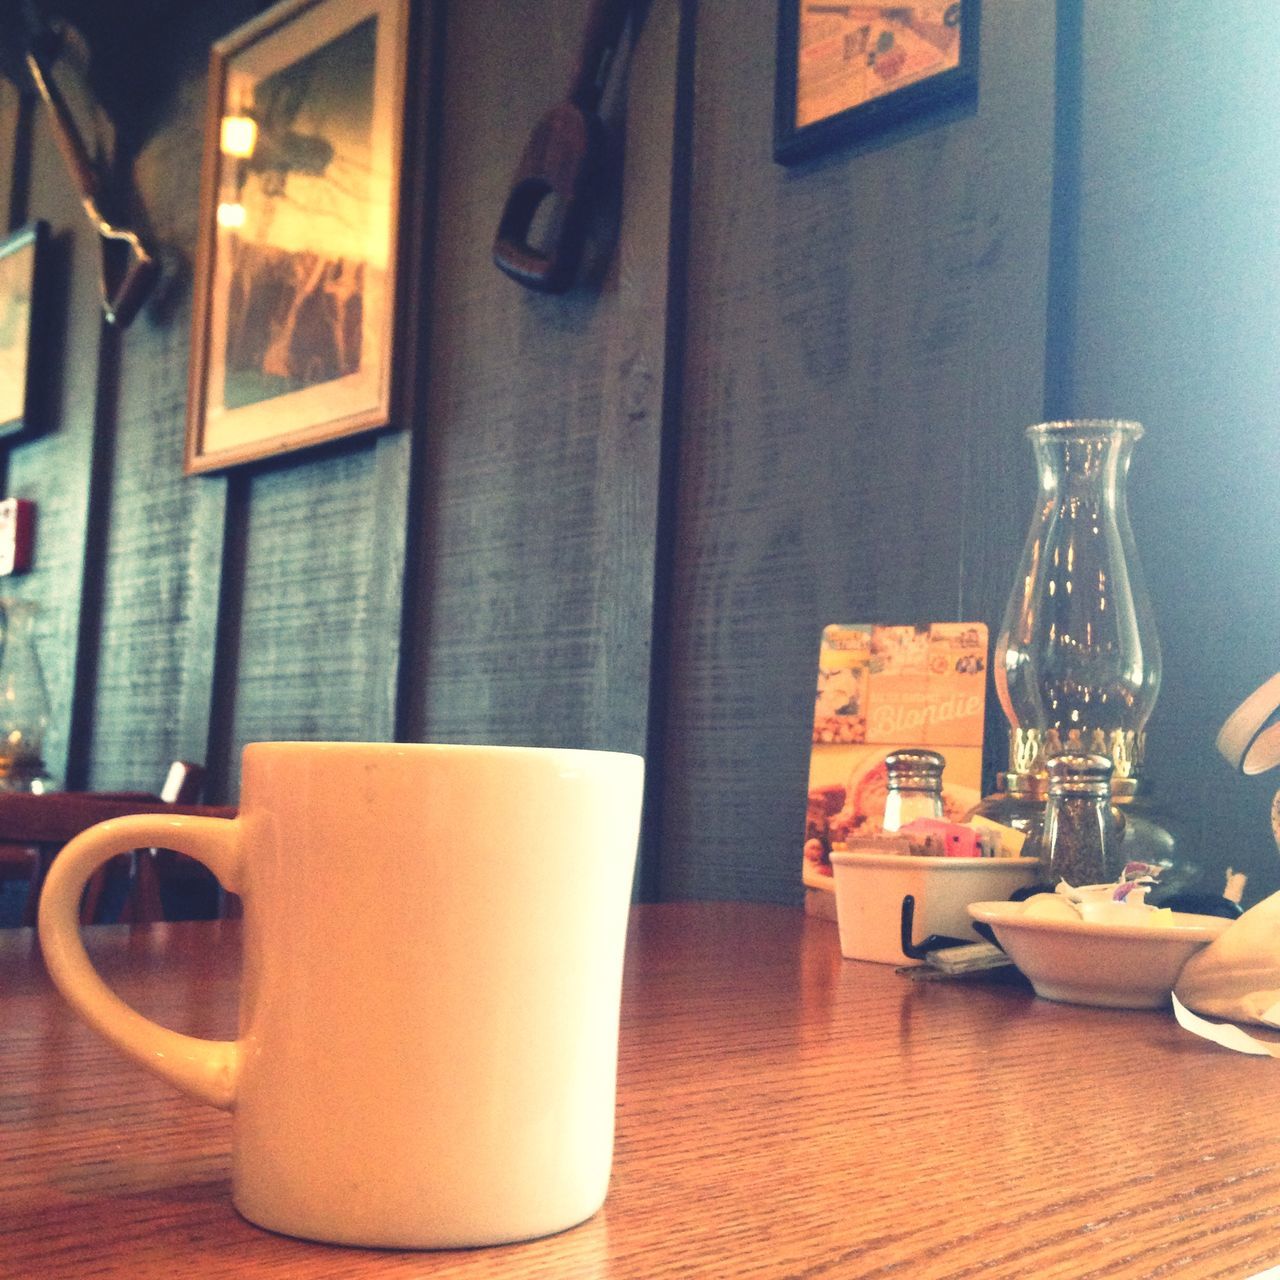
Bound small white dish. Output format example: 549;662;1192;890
969;899;1233;1009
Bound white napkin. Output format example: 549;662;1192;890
1174;889;1280;1029
1173;995;1280;1057
1171;677;1280;1053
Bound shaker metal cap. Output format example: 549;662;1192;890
1045;752;1113;797
884;748;945;791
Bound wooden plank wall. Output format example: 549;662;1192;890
80;5;244;795
404;0;678;763
656;0;1058;900
1;0;1276;910
0;0;679;886
400;0;682;889
6;64;106;792
1068;1;1280;899
0;0;428;811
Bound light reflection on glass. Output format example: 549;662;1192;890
220;114;258;159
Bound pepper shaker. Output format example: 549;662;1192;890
1039;753;1121;886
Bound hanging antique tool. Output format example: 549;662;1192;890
0;6;156;328
493;0;635;294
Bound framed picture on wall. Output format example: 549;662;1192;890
186;0;409;474
774;1;979;165
0;222;47;443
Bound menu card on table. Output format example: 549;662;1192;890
804;622;988;918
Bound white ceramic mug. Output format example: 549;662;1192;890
37;741;645;1249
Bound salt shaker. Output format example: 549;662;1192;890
1040;753;1120;886
882;749;945;832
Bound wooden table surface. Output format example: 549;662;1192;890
4;902;1280;1279
0;791;238;843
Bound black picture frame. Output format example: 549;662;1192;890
774;1;979;166
0;222;47;442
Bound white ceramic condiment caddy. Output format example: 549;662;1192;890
830;838;1041;965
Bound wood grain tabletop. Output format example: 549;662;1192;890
4;902;1280;1279
0;792;238;843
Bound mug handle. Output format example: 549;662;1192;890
37;813;244;1111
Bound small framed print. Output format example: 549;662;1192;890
0;222;47;443
186;0;409;473
775;1;979;165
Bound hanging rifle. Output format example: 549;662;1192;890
0;5;156;327
493;0;634;294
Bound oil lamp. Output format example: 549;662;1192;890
974;421;1167;859
0;598;53;793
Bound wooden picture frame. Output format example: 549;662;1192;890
186;0;408;473
0;223;47;443
775;1;979;165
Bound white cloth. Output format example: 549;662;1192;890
1173;675;1280;1052
1174;889;1280;1031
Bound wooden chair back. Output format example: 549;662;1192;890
0;762;230;926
